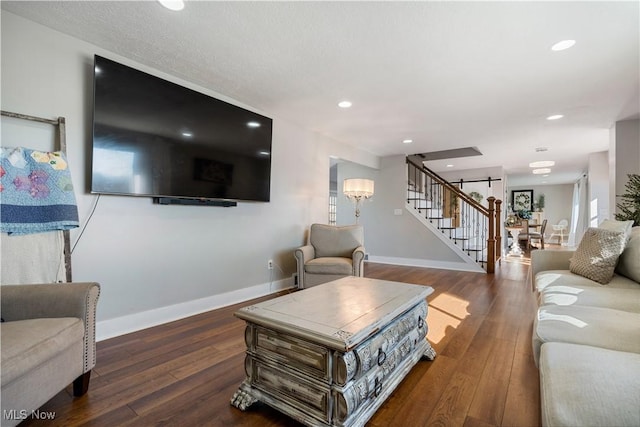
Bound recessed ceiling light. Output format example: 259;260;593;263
181;131;193;137
247;121;261;128
258;151;270;156
402;139;413;144
529;160;555;168
158;0;184;11
446;164;454;168
338;101;352;108
546;114;564;121
533;168;552;174
551;40;576;51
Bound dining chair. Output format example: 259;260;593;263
518;219;531;249
529;219;548;249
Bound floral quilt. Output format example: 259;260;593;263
1;147;79;235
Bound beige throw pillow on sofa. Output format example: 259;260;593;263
570;227;627;284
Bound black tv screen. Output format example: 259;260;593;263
91;55;272;203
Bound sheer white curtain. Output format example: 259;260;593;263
568;175;589;246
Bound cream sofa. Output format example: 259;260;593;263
531;225;640;427
1;283;100;427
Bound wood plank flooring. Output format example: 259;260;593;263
20;258;540;427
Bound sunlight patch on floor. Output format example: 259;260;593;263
427;293;470;344
505;255;532;266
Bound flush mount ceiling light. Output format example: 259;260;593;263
551;40;576;51
529;160;555;168
533;168;552;175
158;0;185;11
338;101;352;108
247;121;261;128
402;139;413;144
546;114;564;120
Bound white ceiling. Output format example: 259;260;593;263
3;1;639;186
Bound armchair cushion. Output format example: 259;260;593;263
1;318;84;386
305;257;353;275
310;224;364;258
1;282;100;374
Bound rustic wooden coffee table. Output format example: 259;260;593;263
230;276;435;427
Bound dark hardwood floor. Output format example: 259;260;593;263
21;259;540;427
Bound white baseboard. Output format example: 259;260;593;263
368;255;485;273
96;278;294;341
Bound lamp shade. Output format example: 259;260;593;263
343;178;374;198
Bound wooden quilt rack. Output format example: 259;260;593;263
1;110;72;282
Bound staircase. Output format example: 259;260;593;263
406;157;502;273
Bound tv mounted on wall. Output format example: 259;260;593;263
91;55;273;205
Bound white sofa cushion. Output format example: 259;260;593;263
539;285;640;313
532;305;640;366
540;342;640;427
569;227;627;284
535;270;639;294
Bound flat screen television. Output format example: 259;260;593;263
91;55;272;204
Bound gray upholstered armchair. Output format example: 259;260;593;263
1;282;100;427
294;224;365;289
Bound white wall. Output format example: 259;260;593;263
363;156;467;265
508;184;573;234
437;166;505;210
610;119;640;215
332;157;475;271
1;12;379;338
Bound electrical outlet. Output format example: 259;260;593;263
267;259;274;270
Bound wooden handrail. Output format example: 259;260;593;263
406;157;490;216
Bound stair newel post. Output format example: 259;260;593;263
487;196;496;274
495;199;502;263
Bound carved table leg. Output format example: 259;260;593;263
230;381;259;410
421;340;437;361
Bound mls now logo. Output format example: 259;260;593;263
3;409;56;421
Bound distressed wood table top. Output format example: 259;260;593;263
235;276;433;351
